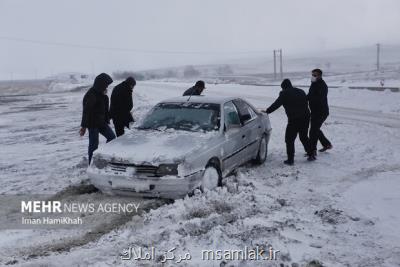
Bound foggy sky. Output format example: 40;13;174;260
1;0;399;79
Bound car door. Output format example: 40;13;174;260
233;99;262;160
221;101;246;173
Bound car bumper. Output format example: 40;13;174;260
87;167;203;199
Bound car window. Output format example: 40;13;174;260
224;101;241;128
139;102;220;132
233;99;256;124
247;105;257;118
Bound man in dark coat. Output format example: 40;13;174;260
109;77;136;137
307;68;332;161
266;79;310;165
80;73;116;164
183;80;205;96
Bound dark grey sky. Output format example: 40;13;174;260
1;0;399;79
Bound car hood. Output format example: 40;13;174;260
94;128;218;165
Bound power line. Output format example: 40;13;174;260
0;36;270;55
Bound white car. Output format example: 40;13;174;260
88;96;272;199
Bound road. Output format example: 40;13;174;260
0;81;399;266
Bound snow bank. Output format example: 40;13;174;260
1;81;400;266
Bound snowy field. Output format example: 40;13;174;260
0;80;400;266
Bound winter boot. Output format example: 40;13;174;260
319;144;333;152
307;150;317;161
284;159;294;165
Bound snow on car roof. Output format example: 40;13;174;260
161;95;237;104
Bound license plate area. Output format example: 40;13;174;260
111;178;150;192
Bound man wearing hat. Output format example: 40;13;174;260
109;77;136;137
265;79;310;165
183;80;206;96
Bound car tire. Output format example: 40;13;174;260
200;164;222;191
254;133;268;164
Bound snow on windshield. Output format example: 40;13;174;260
139;102;220;132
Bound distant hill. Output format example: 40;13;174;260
130;45;400;80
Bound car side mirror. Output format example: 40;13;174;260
240;114;251;122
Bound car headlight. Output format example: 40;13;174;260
92;157;108;169
156;164;178;176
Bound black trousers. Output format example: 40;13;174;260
285;117;310;161
113;120;126;137
309;114;331;153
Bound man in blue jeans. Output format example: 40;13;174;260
79;73;116;164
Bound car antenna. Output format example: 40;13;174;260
187;85;203;101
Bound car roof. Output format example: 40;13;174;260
160;95;238;105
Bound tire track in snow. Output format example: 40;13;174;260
338;164;400;185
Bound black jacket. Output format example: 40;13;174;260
266;79;310;120
109;80;134;126
307;79;329;116
80;73;113;128
183;86;201;96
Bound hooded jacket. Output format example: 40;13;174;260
109;79;135;126
307;78;329;116
80;73;113;128
266;79;310;120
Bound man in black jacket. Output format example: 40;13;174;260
183;80;205;96
307;69;332;161
79;73;116;164
109;77;136;137
266;79;310;165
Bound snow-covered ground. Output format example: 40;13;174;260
0;80;399;266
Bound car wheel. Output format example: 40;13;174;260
200;164;222;191
254;134;268;164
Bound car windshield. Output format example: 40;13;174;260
139;102;221;132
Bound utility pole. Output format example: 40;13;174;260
376;43;380;71
273;49;283;80
10;72;14;89
279;49;283;79
273;50;277;80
